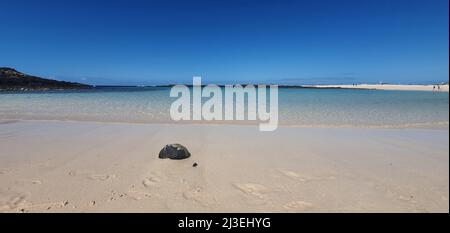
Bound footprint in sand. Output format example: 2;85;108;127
0;169;12;175
88;174;116;181
106;189;148;202
283;200;315;211
277;169;336;182
181;186;217;207
233;183;268;199
124;190;152;201
68;170;116;182
182;187;203;201
13;179;43;186
68;170;84;176
142;176;161;188
278;170;307;181
31;180;42;185
0;191;28;212
398;195;417;204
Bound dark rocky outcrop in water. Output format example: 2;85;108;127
158;144;191;160
0;67;92;91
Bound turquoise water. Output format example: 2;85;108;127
0;87;448;128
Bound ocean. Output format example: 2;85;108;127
0;87;448;128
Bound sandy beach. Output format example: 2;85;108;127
0;120;448;213
304;84;449;92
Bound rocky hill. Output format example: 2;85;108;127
0;67;91;91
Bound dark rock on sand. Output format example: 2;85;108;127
192;162;198;167
158;144;191;160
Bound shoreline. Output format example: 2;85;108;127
0;120;448;212
303;84;449;92
1;118;448;130
1;84;449;93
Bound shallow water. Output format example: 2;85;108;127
0;87;448;128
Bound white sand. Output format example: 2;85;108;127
304;84;449;92
0;120;448;212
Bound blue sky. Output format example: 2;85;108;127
0;0;448;85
